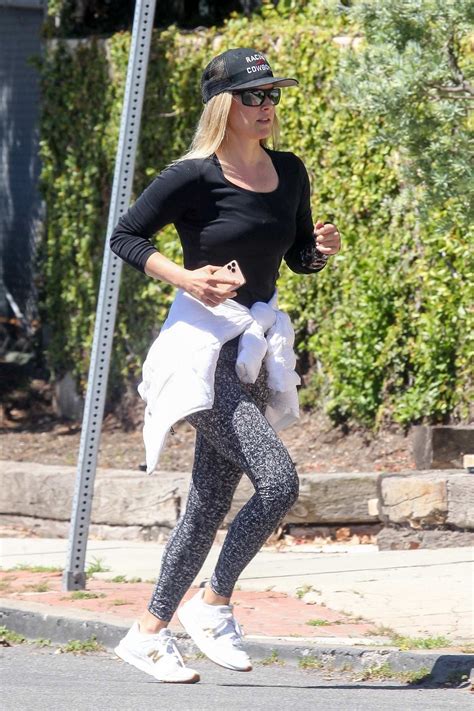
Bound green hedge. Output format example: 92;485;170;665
37;2;473;426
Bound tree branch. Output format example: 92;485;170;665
442;32;474;97
431;83;474;97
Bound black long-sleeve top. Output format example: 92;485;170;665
110;147;328;308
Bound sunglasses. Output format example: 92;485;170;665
232;87;281;107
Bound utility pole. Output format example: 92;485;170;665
63;0;158;590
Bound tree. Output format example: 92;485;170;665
337;0;474;230
45;0;265;35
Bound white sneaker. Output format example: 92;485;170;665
115;622;200;683
177;590;252;672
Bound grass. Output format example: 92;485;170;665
306;618;331;627
295;584;315;599
259;650;285;666
365;624;397;638
390;635;452;650
366;626;454;650
111;575;127;583
110;575;143;584
460;644;474;654
298;655;323;670
59;635;105;654
0;579;13;592
110;599;129;606
85;557;111;576
355;663;431;684
23;582;50;593
0;625;53;648
34;638;52;648
69;591;106;600
298;655;431;684
0;625;26;645
6;564;62;574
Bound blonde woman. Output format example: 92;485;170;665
111;47;341;683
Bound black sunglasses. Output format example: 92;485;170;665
232;87;281;107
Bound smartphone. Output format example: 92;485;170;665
213;260;246;292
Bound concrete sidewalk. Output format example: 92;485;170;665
1;537;473;642
2;537;473;684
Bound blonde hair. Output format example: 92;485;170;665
176;91;280;163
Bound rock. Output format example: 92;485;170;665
285;471;380;524
379;470;474;530
198;471;380;526
377;527;474;550
412;425;474;469
0;515;171;542
447;474;474;529
0;461;185;529
367;498;380;517
379;471;449;528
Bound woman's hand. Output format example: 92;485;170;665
314;221;341;255
181;265;240;307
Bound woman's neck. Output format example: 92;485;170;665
215;136;267;169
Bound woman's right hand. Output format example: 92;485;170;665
181;265;240;307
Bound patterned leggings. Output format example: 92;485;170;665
148;336;299;622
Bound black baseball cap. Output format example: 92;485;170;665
201;47;298;104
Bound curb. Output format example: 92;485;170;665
1;602;473;684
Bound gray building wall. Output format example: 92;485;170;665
0;1;45;323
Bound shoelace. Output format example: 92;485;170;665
146;631;185;667
164;634;186;666
211;612;244;647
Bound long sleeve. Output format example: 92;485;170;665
110;160;199;272
283;157;328;274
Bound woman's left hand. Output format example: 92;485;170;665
314;221;341;255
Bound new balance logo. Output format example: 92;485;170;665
147;649;163;663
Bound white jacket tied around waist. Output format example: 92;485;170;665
138;289;301;474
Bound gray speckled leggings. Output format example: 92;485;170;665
148;337;299;622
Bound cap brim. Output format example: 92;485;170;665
230;76;299;91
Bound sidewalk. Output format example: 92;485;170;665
1;537;473;681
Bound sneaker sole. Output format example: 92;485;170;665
177;606;252;672
115;643;200;683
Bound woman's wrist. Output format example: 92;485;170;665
300;244;329;271
144;252;189;290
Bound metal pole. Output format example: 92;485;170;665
63;0;157;590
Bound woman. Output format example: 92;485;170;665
110;47;341;684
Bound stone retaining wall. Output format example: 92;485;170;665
1;461;472;546
0;461;379;540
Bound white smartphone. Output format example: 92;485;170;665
213;259;246;292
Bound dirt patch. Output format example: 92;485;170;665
1;379;414;474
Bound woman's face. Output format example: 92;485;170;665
226;83;276;142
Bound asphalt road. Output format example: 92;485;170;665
1;645;471;711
